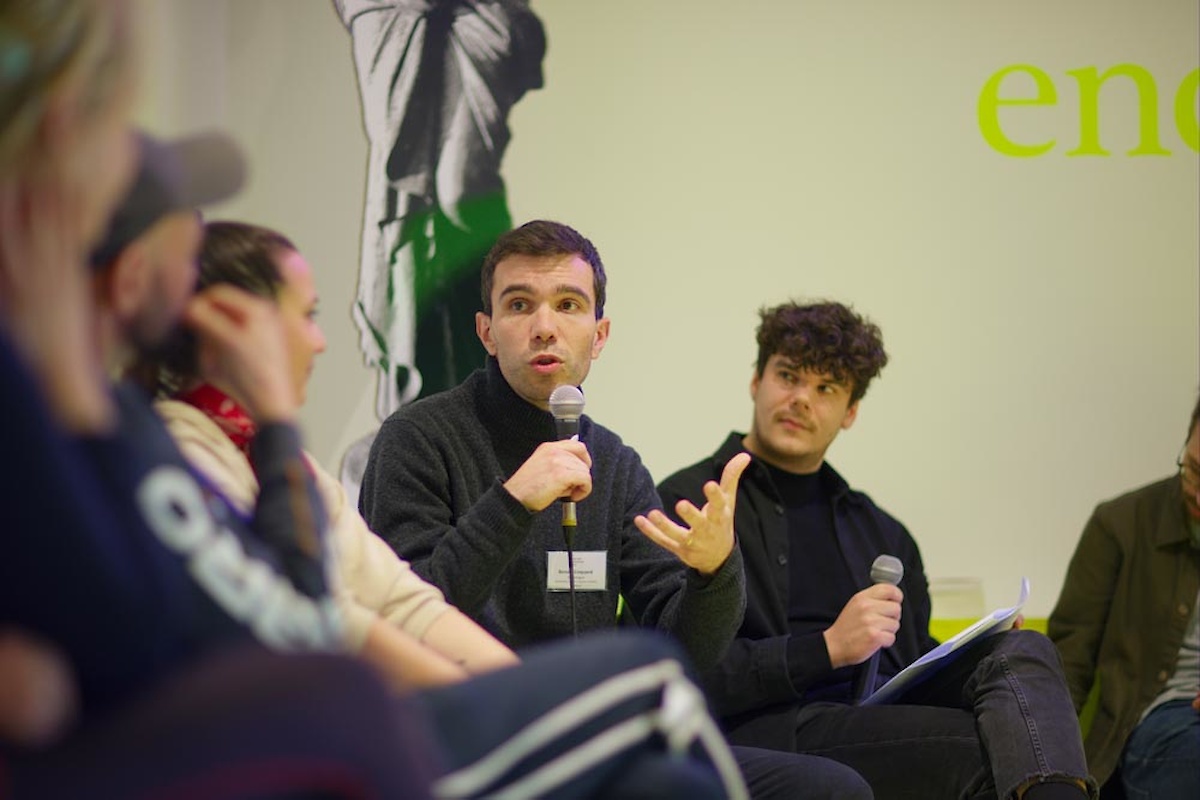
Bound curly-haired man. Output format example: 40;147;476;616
659;300;1095;800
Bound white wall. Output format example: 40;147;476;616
138;0;1199;616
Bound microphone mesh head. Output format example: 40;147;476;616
870;554;904;585
548;384;585;420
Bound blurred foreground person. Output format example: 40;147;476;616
0;1;436;797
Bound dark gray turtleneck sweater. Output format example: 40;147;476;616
360;358;745;670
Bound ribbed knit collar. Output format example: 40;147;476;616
713;431;858;507
475;357;570;459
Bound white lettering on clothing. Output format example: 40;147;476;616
136;466;343;650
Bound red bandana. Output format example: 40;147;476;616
178;384;257;456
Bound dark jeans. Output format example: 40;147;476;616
793;630;1093;800
1120;699;1200;800
7;647;436;799
732;744;873;800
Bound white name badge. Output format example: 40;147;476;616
547;551;608;592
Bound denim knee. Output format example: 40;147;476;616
997;628;1062;667
1121;700;1200;800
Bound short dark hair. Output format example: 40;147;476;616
1190;394;1200;439
480;220;606;317
755;301;888;404
132;220;296;396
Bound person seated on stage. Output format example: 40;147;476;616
359;220;877;800
135;219;518;690
657;300;1096;800
359;219;751;668
1048;395;1200;799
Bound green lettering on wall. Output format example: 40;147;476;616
1176;68;1199;152
1067;64;1170;156
978;64;1057;157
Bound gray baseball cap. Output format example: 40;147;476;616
91;131;246;267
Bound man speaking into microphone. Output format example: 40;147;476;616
360;219;749;668
360;222;880;798
658;301;1094;800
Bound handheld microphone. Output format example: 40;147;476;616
852;554;904;704
548;384;585;527
548;384;584;437
549;385;585;637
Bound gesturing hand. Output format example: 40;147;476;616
185;286;297;424
503;439;593;512
823;583;904;669
635;451;751;576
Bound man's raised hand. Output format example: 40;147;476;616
635;451;751;575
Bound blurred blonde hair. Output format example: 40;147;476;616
0;0;133;175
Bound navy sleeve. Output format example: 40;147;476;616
247;422;330;600
360;415;534;615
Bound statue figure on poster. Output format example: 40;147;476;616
333;0;546;420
